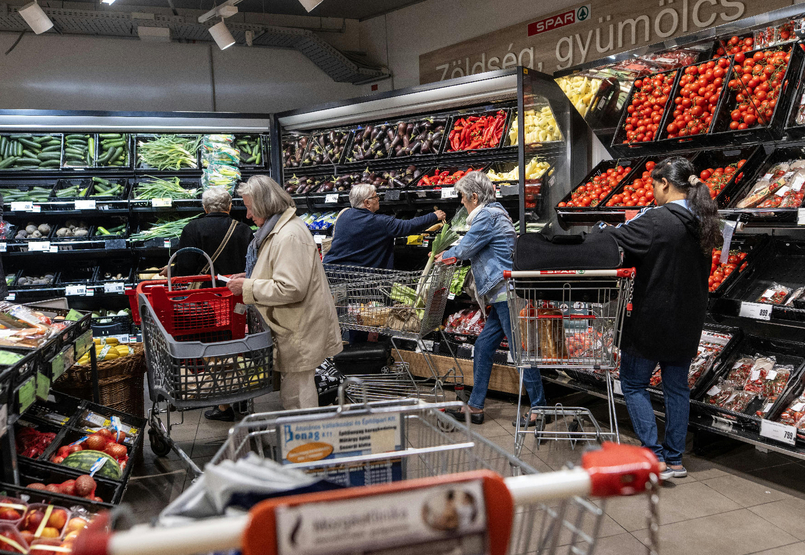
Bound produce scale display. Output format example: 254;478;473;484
551;7;805;460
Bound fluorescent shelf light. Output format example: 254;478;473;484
297;0;324;12
18;1;53;35
138;26;171;42
101;0;116;5
209;19;235;50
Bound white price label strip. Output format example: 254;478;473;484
799;208;805;226
75;200;96;210
152;198;173;208
441;187;458;199
760;419;797;446
739;301;771;321
0;243;6;252
10;201;33;212
103;282;125;293
65;285;87;296
324;193;339;204
28;241;51;252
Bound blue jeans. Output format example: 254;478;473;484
469;301;546;410
620;351;691;465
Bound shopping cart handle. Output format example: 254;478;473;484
440;256;457;265
581;442;660;497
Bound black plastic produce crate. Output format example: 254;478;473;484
298;128;353;167
709;42;804;143
95;133;132;168
654;56;734;149
0;134;63;172
691;334;805;431
784;52;805;139
555;157;642;222
92;220;128;240
23;390;83;429
85;177;129;200
723;144;805;221
13;270;58;288
56;265;97;286
610;68;681;155
129;176;200;206
718;239;805;323
50;220;93;242
14;418;64;462
281;133;311;170
690;145;767;208
442;108;511;155
768;366;805;443
18;459;123;505
348;116;449;163
599;153;694;211
61;133;95;169
90;316;130;337
135;134;201;171
51;179;92;201
229;134;267;169
708;234;770;298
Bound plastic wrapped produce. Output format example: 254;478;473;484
723;390;758;413
756;282;792;305
705;380;736;407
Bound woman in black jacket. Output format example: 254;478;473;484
600;157;720;481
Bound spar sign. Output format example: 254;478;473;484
527;5;591;36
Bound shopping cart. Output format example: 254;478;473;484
324;259;465;403
137;248;274;474
506;269;635;457
73;381;661;555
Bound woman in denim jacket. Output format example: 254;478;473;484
437;172;546;424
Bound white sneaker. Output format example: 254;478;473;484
660;465;687;480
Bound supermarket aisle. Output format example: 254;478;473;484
125;389;805;555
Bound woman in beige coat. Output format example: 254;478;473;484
226;175;342;409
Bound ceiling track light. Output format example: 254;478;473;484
297;0;324;12
198;0;241;24
209;18;235;50
18;1;53;34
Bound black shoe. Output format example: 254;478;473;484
513;412;554;427
204;407;235;422
234;401;249;413
445;408;484;425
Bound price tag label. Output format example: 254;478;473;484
312;235;325;245
74;200;96;210
49;245;58;253
51;355;65;382
760;419;797;446
416;191;427;198
163;239;172;248
104;282;125;294
740;301;772;321
65;285;87;296
448;293;456;300
0;243;6;252
18;376;35;414
423;239;429;248
10;201;33;212
712;416;734;432
495;189;502;198
440;187;458;199
36;372;50;401
85;288;95;297
613;379;623;396
28;241;51;252
6;293;15;301
152;198;173;208
798;208;805;226
324;193;339;204
105;238;126;250
384;190;401;201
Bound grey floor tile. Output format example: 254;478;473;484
604;481;741;531
749;497;805;541
575;531;654;555
748;542;805;555
701;474;792;508
124;469;188;524
746;464;805;500
633;509;799;555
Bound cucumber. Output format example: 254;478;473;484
99;133;121;139
46;139;61;146
15;157;42;165
97;149;114;164
65;147;85;156
101;140;125;148
18;138;40;149
37;152;61;161
32;135;50;143
107;147;123;163
22;149;39;159
0;157;17;169
65;134;86;140
40;160;60;167
41;145;61;153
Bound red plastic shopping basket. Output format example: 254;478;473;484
126;276;247;343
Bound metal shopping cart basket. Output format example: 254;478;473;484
136;248;274;474
506;269;635;457
324;259;465;404
72;381;661;555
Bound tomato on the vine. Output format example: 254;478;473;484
606;161;657;207
697;159;746;199
709;249;748;292
714;35;755;59
726;45;791;130
666;59;728;139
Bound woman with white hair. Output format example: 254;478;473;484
165;186;254;421
226;175;342;410
436;172;546;425
323;183;445;269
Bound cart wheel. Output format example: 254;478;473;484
149;429;172;457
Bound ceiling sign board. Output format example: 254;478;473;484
419;0;790;83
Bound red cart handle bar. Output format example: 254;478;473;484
504;268;635;279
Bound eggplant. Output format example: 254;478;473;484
363;127;373;141
397;122;407;137
413;169;422;179
410;141;422;155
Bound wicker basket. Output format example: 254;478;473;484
53;343;146;419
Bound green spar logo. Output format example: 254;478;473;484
576;5;590;21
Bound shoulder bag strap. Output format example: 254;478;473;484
199;219;239;275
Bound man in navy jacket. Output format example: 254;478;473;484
323;184;445;269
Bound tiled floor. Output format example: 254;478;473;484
126;384;805;554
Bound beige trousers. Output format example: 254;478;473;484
280;370;318;410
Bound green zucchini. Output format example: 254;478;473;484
40;159;60;167
107;147;123;164
41;145;61;153
0;157;17;169
65;134;86;140
22;149;39;159
37;152;61;161
15;157;42;165
18;138;41;149
99;133;122;139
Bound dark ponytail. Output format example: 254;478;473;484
651;157;720;254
